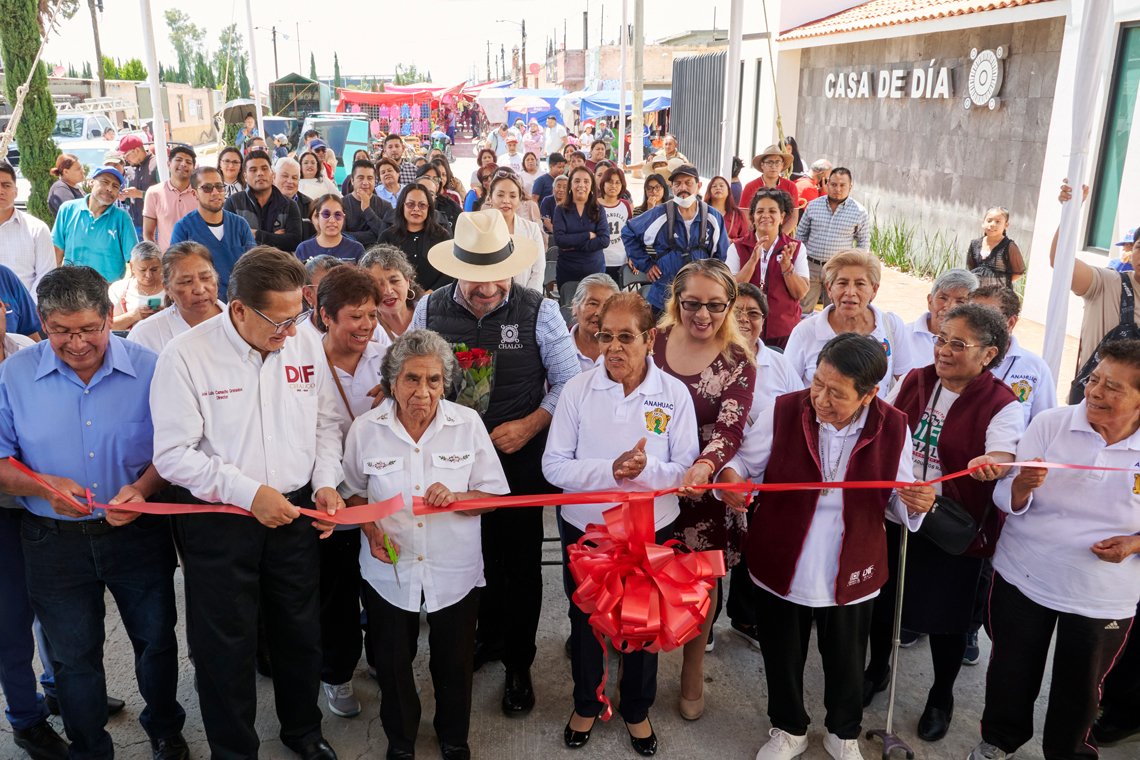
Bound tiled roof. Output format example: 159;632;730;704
779;0;1059;41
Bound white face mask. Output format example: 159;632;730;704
673;193;698;209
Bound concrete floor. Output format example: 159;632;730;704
0;507;1121;760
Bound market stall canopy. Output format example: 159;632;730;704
579;91;672;120
222;98;271;124
555;90;599;110
336;82;465;112
475;87;567;125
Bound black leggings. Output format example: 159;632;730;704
927;633;968;709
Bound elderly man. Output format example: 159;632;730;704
741;144;800;235
0;266;187;760
170;166;256;301
273;156;314;240
152;247;345;760
485;123;517;159
0;161;55;299
622;164;733;315
413;209;580;717
51;167;137;282
117;135;160;237
903;268;979;367
795;167;870;312
543;114;569;160
660;133;687;163
568;273;619;372
794;159;832;208
142;145;197;251
224;149;302;253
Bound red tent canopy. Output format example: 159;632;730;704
336;82;466;111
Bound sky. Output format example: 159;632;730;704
42;0;762;90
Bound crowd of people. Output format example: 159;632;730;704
0;111;1136;760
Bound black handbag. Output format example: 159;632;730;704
915;384;988;556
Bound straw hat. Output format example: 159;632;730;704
427;209;540;283
752;144;794;172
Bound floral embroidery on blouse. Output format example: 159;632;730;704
437;453;472;463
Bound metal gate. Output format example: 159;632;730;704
670;50;726;179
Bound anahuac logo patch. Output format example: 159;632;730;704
1133;473;1140;496
645;408;671;435
1011;380;1032;403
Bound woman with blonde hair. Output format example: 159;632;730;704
653;257;757;721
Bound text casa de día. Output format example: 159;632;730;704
824;61;953;100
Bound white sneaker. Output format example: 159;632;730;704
322;681;361;718
755;728;809;760
824;733;865;760
966;742;1009;760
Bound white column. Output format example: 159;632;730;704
245;0;265;139
618;0;627;166
139;0;168;181
630;0;644;166
719;0;744;179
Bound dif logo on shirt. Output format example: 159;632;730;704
286;364;317;390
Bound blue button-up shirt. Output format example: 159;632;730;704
0;336;158;520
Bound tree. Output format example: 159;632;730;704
237;54;250;98
81;60;92;78
119;58;147;81
66;62;78;77
164;9;204;66
212;24;245;99
86;0;105;95
333;53;341;88
193;52;214;89
101;54;117;80
309;52;316;80
0;0;62;223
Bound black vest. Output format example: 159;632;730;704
424;283;546;431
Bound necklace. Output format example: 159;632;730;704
818;410;860;496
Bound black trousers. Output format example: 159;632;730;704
755;585;873;740
364;584;480;753
726;503;758;626
1101;601;1140;728
475;430;552;672
559;515;667;723
172;487;323;760
319;527;363;685
981;573;1133;760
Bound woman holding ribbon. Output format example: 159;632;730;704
312;265;384;719
543;291;699;756
654;258;756;720
869;304;1022;740
341;329;508;760
718;333;934;760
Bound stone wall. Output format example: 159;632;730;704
795;17;1064;271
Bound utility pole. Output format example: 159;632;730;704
271;26;279;80
138;0;168;180
244;0;265;139
487;40;491;82
88;0;106;96
583;11;588;51
501;44;506;81
631;0;645;165
618;0;627;165
296;22;301;73
521;19;527;88
719;0;744;179
601;5;605;46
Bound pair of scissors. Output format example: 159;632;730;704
377;520;400;587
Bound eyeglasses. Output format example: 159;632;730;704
197;183;226;193
679;300;729;314
45;318;107;341
319;210;344;220
220;159;242;166
422;175;441;184
735;308;764;321
934;336;985;353
761;160;784;168
248;304;311;335
595;330;648;344
404;201;429;211
314;147;327;153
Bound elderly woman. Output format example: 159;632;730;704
310;265;383;719
109;241;166;331
543;292;699;756
568;274;620;371
360;245;420;349
730;188;809;349
966;339;1140;760
301;255;345;333
868;304;1023;741
903;268;978;364
128;242;224;352
654;258;756;719
719;333;934;760
784;249;914;399
341;329;509;760
540;174;569;234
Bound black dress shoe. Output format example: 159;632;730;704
917;699;953;743
565;635;572;658
384;747;414;760
13;719;69;760
440;742;470;760
256;649;273;678
862;667;890;708
472;639;504;672
285;737;337;760
501;668;535;716
151;733;190;760
44;694;126;716
625;719;658;756
1093;715;1140;747
564;713;597;749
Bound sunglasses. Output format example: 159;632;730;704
679;300;730;313
197;183;226;193
595;330;648;345
319;210;344;220
404;201;429;211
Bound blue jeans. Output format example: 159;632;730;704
0;514;50;730
22;513;184;760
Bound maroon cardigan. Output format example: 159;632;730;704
892;365;1019;558
745;389;910;606
736;231;802;341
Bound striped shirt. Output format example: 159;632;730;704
797;195;870;262
411;288;581;416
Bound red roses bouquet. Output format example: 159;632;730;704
452;343;495;416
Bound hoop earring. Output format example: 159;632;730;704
407;289;416;302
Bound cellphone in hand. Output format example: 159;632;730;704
146;296;162;310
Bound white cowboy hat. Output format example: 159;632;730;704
427;208;540;283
